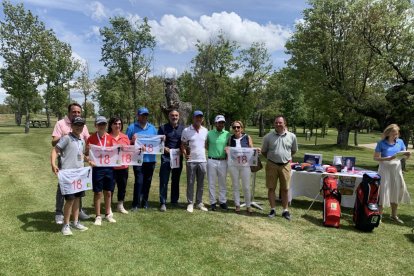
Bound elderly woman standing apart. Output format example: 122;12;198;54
228;121;256;214
108;117;130;214
374;124;411;224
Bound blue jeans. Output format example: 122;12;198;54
132;162;155;208
159;158;183;205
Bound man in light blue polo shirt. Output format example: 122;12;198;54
126;107;157;210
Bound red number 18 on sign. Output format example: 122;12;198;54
71;179;82;190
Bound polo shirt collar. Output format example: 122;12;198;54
275;130;287;136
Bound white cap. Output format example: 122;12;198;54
215;115;225;123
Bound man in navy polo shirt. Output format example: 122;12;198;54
158;110;184;211
126;107;157;210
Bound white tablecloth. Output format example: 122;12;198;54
289;171;365;208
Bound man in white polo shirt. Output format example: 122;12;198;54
181;110;209;212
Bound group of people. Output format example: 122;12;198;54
50;103;411;235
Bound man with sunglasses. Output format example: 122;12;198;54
126;107;157;211
206;115;230;211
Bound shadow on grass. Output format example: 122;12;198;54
404;232;414;243
17;211;58;233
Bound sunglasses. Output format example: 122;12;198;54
232;126;241;130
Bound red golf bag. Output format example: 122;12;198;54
353;173;381;232
322;175;341;228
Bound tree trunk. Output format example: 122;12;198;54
24;102;30;134
354;129;358;146
259;113;265;137
15;111;21;126
314;128;318;146
336;126;350;146
83;95;88;119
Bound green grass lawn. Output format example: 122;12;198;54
0;118;413;275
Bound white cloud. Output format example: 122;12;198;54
149;11;292;53
86;1;108;22
0;87;6;104
161;67;178;79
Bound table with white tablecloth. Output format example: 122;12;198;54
289;171;367;208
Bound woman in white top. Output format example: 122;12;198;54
227;121;256;214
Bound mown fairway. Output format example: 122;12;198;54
0;117;413;275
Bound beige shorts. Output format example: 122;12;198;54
265;161;291;191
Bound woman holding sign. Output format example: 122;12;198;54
108;117;130;214
374;124;411;224
227;121;257;214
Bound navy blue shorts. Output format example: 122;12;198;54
92;167;114;192
64;191;85;200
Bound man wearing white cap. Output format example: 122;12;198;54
206;115;230;211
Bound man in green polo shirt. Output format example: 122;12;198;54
261;115;298;220
206;115;231;211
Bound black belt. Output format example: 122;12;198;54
208;157;226;160
268;159;289;166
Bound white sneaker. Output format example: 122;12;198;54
105;214;116;223
71;221;88;231
94;216;102;226
197;203;208;212
79;210;90;220
187;204;194;213
55;214;64;225
160;204;167;212
117;203;129;214
61;224;72;236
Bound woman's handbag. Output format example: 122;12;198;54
250;158;263;173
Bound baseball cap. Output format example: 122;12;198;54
193;110;203;117
137;107;149;115
95;116;107;124
215;115;225;123
72;116;85;125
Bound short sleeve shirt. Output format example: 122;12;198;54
111;132;130;170
87;132;114;147
56;133;85;170
158;123;184;162
181;125;208;162
261;130;298;163
52;116;89;141
207;129;230;158
375;138;406;158
125;122;157;163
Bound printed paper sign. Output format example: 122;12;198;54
89;145;119;167
135;135;165;155
118;145;144;166
58;167;93;195
228;148;258;167
170;148;181;169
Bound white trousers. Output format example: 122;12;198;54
207;159;228;204
229;165;251;207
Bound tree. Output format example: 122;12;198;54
75;62;95;119
41;30;78;123
100;16;156;111
0;1;48;133
285;0;381;146
237;42;272;127
191;34;239;128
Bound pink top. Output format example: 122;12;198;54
111;132;130;170
52;116;89;141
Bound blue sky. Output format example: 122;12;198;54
0;0;309;103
